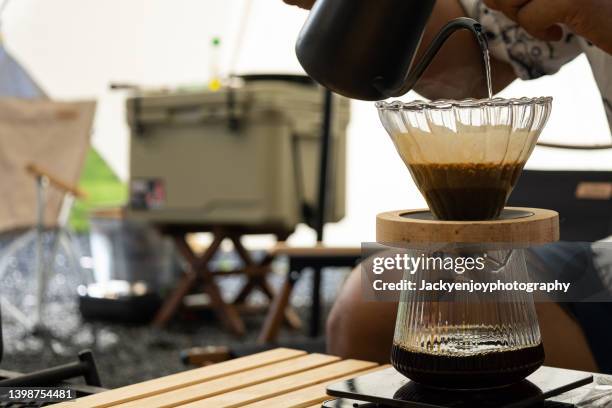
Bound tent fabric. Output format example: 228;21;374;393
0;0;46;99
0;43;46;99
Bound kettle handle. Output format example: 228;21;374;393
374;17;485;98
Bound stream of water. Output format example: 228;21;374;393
475;29;493;99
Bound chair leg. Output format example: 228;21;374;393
33;227;45;327
230;238;302;330
257;277;302;330
283;306;303;331
202;273;246;336
229;235;262;304
233;279;257;305
152;272;198;328
258;270;301;344
33;175;46;327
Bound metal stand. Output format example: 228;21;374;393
0;174;84;334
311;89;333;337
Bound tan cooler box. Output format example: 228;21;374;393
125;76;350;231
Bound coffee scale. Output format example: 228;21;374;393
320;99;594;407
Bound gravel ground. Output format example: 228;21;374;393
0;231;349;389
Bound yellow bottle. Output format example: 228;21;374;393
208;37;222;92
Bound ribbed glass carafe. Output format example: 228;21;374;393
390;247;544;389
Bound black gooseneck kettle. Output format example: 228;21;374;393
295;0;484;101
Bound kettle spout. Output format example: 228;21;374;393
374;17;485;98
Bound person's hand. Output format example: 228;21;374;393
484;0;612;54
282;0;316;10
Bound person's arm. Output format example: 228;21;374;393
283;0;517;100
412;0;517;99
485;0;612;55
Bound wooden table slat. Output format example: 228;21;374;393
242;365;390;408
113;353;340;408
177;359;378;408
52;348;305;408
271;243;361;258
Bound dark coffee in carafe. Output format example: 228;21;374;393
391;342;545;389
408;162;525;220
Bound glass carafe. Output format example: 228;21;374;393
391;245;543;389
376;97;552;220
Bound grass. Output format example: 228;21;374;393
69;148;127;232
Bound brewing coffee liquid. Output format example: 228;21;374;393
387;123;537;221
407;161;525;220
391;341;545;389
391;278;545;389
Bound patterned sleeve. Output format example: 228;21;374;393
459;0;583;80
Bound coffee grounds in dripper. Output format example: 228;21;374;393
408;161;525;220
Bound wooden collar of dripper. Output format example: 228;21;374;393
376;207;559;245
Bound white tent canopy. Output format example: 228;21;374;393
0;0;45;99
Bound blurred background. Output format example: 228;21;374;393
5;0;611;244
0;0;610;394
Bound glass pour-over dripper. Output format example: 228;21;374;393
376;97;552;220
